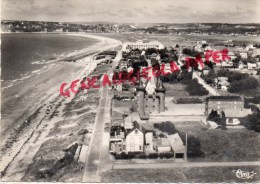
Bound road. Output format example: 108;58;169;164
113;161;260;170
192;71;221;96
82;49;122;182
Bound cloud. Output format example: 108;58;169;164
1;0;259;23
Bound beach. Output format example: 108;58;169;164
0;33;121;180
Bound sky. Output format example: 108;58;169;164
2;0;260;23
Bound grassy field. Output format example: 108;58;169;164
173;121;260;162
164;83;189;97
164;83;209;99
101;166;260;183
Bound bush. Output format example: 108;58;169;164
159;152;174;159
184;79;209;96
228;77;258;93
153;121;178;135
148;153;158;159
136;153;146;159
186;135;205;158
246;114;260;132
217;70;258;93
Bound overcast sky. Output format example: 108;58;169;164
2;0;260;23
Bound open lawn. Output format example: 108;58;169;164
173;121;260;162
164;83;209;99
164;83;189;98
101;166;260;183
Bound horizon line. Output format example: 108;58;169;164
2;19;260;24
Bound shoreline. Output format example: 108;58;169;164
1;33;121;90
0;33;121;177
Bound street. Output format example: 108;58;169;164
82;49;122;182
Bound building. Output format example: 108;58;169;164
109;122;187;160
110;123;153;154
205;96;244;115
215;77;230;91
125;127;144;152
228;51;237;60
154;138;172;153
135;78;166;120
122;40;164;52
168;133;187;160
240;52;248;59
124;112;142;130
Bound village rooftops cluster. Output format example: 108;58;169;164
110;112;187;160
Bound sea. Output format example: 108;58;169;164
1;33;98;87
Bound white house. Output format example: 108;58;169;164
220;80;230;91
125;127;144;153
215;77;230;91
240;52;248;59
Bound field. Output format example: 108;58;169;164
101;166;260;183
173;121;260;162
164;82;209;99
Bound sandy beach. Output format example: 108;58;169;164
0;33;121;180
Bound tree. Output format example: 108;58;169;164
246;114;260;132
153;121;178;135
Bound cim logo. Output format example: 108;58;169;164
232;169;257;180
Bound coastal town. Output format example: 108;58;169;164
77;37;260;182
2;20;260;37
1;29;260;182
1;1;260;182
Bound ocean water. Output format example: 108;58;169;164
1;33;98;82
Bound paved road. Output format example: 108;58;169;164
113;161;260;170
82;49;122;182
